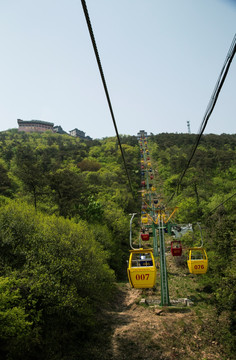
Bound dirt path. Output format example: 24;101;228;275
109;285;180;360
106;284;224;360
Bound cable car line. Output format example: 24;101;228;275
168;33;236;202
80;0;232;292
205;190;236;217
128;134;158;291
80;0;134;196
128;131;211;303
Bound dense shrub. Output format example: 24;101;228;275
0;200;115;359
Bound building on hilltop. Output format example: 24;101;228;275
53;125;68;134
69;128;93;140
17;119;92;139
69;128;85;138
17;119;54;133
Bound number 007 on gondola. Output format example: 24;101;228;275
127;249;157;288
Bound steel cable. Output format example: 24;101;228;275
168;34;236;203
205;191;236;217
80;0;134;196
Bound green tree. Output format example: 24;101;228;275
12;145;47;209
0;160;12;196
49;168;86;217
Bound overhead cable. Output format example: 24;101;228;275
80;0;134;196
169;33;236;202
206;190;236;217
198;33;236;135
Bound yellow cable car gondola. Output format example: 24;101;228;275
127;248;157;288
187;247;208;274
141;215;148;224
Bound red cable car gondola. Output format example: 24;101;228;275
171;240;182;256
141;233;150;241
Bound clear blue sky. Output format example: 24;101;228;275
0;0;235;139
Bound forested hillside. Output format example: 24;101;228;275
0;130;235;359
0;130;140;359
